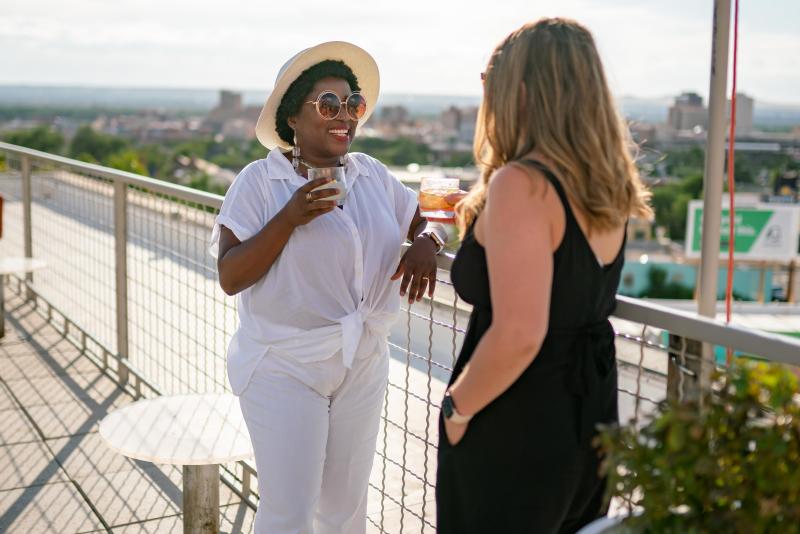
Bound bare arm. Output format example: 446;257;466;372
448;166;556;418
406;208;427;241
217;177;337;295
391;206;446;302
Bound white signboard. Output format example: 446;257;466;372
685;200;800;261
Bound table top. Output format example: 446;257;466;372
99;393;253;465
0;257;47;275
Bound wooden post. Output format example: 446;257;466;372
113;180;129;385
757;262;766;303
183;464;220;534
788;260;796;304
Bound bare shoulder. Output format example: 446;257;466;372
480;162;565;250
487;163;557;206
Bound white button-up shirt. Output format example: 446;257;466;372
210;149;417;394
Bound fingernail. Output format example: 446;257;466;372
400;291;405;296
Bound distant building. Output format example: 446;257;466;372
458;107;478;145
727;92;754;137
440;106;460;132
218;90;243;113
437;106;478;145
629;122;658;146
205;90;259;139
667;92;708;132
676;92;703;107
379;105;410;125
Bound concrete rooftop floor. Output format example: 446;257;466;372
0;292;256;533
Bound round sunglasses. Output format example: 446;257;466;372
305;91;367;121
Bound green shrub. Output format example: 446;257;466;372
599;361;800;533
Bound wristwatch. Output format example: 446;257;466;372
442;391;472;424
420;231;445;254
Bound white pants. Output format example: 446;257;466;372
238;348;389;534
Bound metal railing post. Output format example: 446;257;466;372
114;180;130;385
21;155;34;300
696;0;731;392
666;334;709;404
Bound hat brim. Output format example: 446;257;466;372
255;41;380;151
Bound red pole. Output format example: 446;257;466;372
725;0;739;365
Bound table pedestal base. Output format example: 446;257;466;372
183;464;220;534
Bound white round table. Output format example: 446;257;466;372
99;394;253;534
0;257;47;338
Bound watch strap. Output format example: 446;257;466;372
421;231;444;254
444;391;472;424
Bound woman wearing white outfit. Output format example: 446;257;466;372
210;42;447;534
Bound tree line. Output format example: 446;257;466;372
2;125;797;245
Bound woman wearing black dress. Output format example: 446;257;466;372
435;18;653;533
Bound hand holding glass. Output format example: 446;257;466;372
419;177;460;222
309;167;347;206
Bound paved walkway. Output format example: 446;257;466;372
0;292;255;533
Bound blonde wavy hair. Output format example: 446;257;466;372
457;18;652;237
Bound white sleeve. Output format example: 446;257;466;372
209;162;268;259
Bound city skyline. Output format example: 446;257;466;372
2;0;800;104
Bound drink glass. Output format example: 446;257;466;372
419;177;460;222
309;166;347;206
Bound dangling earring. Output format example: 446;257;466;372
292;132;301;172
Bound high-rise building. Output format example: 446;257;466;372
218;90;243;113
668;92;708;132
676;92;703;107
440;106;461;132
458;107;478;144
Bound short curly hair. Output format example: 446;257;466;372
275;60;361;147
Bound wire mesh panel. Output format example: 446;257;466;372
125;184;234;395
0;158;118;350
368;272;467;533
0;156;27;258
32;166;118;350
613;320;669;425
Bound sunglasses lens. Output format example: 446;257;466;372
346;93;367;120
316;92;342;120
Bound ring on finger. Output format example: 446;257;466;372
306;192;313;203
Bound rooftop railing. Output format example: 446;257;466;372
1;141;799;532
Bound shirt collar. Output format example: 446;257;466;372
266;148;364;187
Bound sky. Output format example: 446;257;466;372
2;0;799;104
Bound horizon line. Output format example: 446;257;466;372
1;82;799;109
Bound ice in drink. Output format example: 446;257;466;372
419;177;459;222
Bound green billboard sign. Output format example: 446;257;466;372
686;201;800;260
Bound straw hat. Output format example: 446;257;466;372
255;41;380;150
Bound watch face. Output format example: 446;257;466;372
442;395;454;419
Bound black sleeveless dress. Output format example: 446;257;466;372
436;161;623;534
